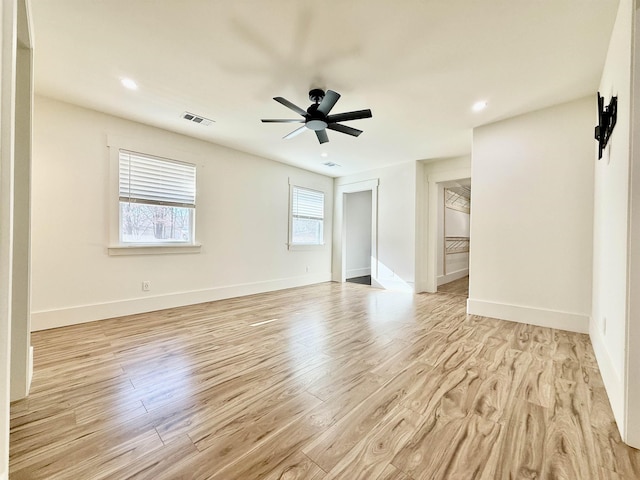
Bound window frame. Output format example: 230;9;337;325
107;135;201;256
289;184;326;249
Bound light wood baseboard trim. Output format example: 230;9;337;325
31;273;332;331
466;298;589;333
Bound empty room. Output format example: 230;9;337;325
2;0;640;479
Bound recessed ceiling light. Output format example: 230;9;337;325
320;152;328;158
472;100;488;112
121;78;138;90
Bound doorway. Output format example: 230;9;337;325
344;190;372;285
436;180;470;297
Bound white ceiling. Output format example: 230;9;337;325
30;0;619;177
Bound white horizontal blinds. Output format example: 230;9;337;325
119;150;196;208
292;186;324;220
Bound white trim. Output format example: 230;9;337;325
287;179;328;249
287;244;327;251
467;298;589;333
107;135;201;249
333;178;379;283
31;272;332;331
27;345;32;390
346;267;371;279
0;0;18;477
108;243;202;256
437;268;469;286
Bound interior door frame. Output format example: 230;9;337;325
422;168;471;293
332;179;379;283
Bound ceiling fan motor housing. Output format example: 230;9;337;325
305;101;328;130
261;88;372;144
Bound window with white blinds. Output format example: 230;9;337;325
119;150;196;207
290;186;324;245
118;150;196;244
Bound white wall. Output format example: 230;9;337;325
31;96;333;330
592;0;638;447
345;190;371;278
469;96;595;333
334;161;416;291
445;207;470;237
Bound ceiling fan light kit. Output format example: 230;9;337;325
261;89;372;144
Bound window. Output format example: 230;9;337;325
119;150;196;244
290;186;324;245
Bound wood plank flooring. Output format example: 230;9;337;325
437;275;469;297
9;282;640;479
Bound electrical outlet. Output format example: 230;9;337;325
142;281;151;292
602;316;607;335
306;266;309;273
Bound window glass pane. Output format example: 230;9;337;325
292;217;323;245
120;202;192;243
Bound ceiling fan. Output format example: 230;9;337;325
261;89;372;144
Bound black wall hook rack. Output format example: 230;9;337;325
595;92;618;160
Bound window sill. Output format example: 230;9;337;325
287;243;325;251
108;243;202;256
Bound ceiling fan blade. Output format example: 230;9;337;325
274;97;307;116
317;90;341;115
261;119;304;123
327;109;372;123
327;123;363;137
283;125;307;140
316;129;329;144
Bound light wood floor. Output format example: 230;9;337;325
437;276;469;297
9;282;640;479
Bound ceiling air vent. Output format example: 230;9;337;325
323;162;341;168
182;112;214;126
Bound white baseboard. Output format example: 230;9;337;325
466;298;589;334
346;267;371;279
32;273;332;331
437;268;469;286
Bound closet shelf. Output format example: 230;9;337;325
445;188;471;213
445;236;470;254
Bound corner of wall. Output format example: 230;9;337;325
589;316;625;429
